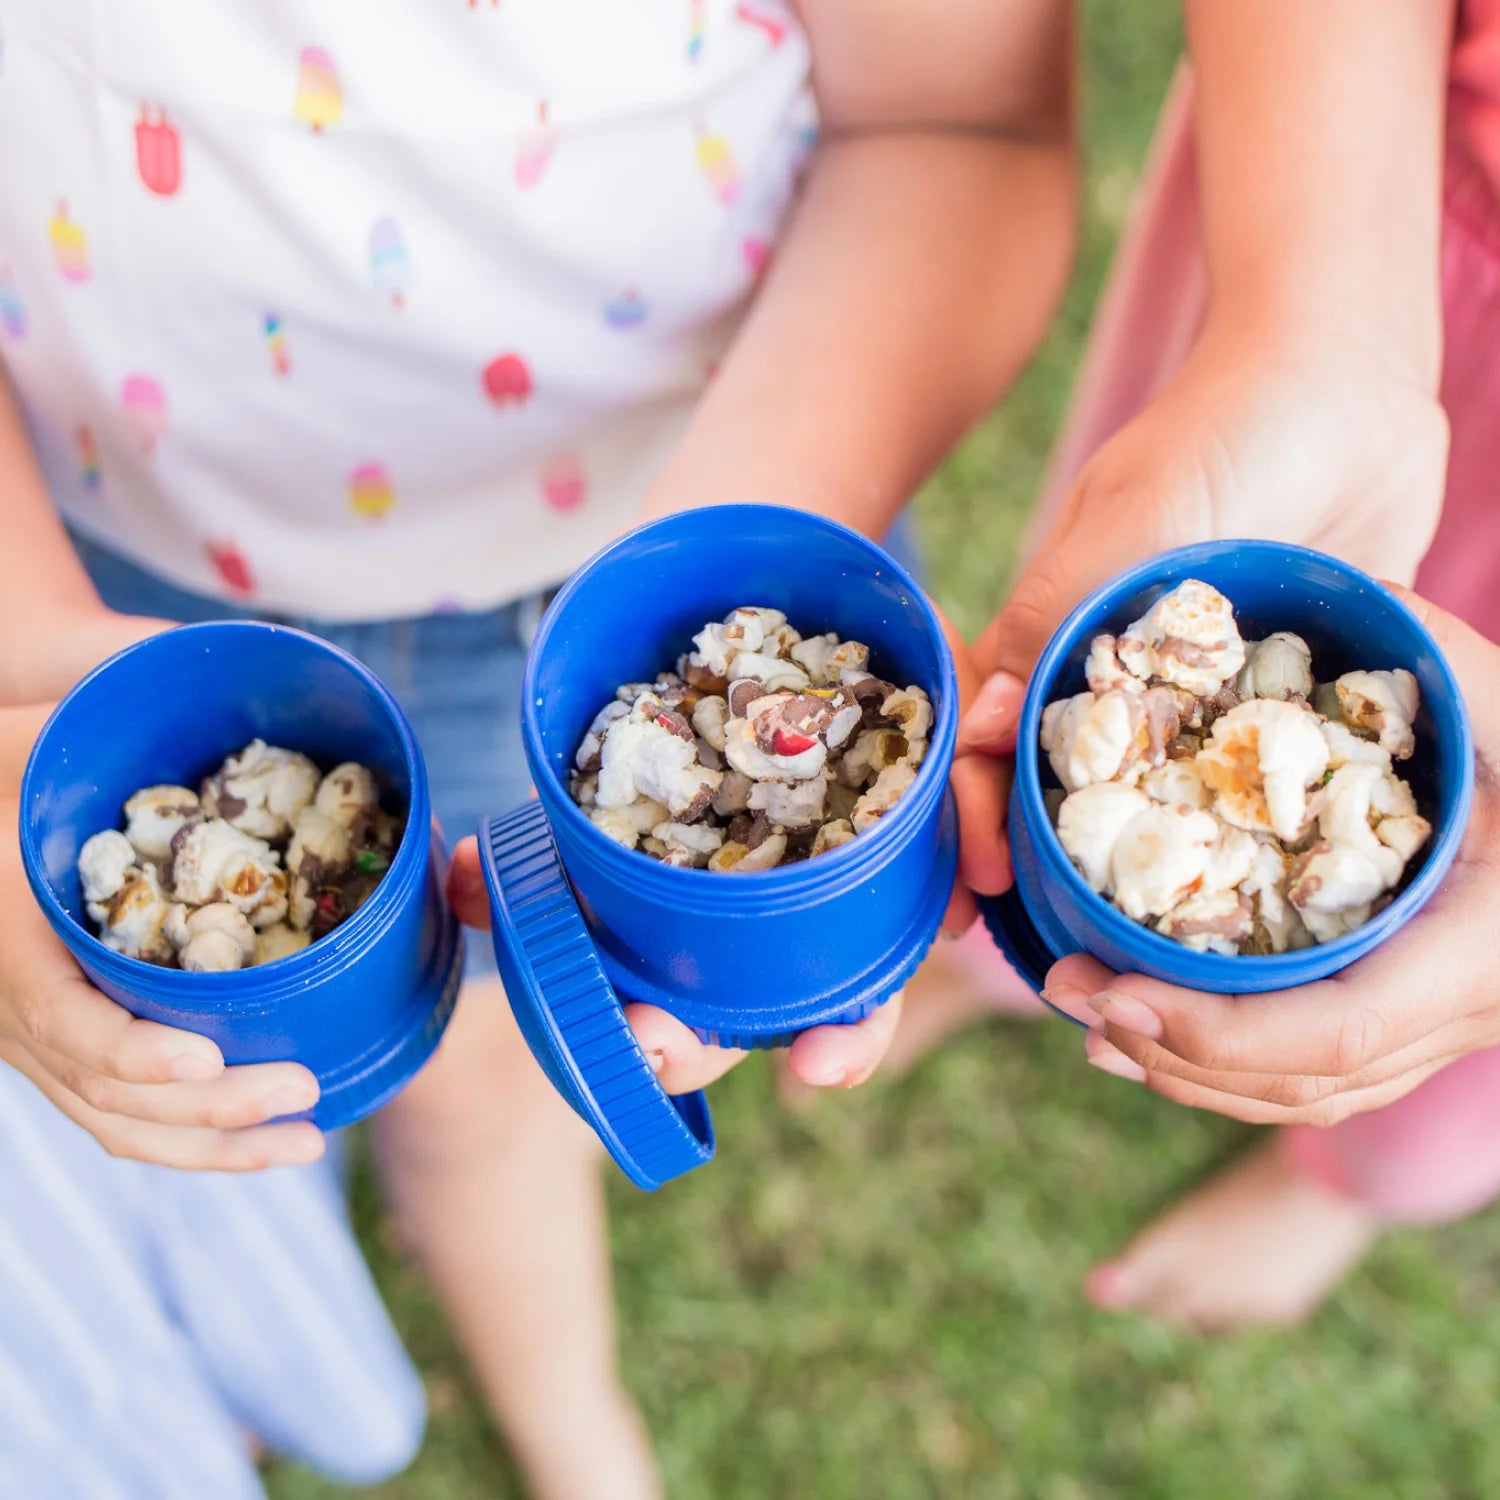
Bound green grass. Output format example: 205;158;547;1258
267;8;1500;1497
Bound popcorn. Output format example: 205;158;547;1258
94;864;177;965
167;902;256;973
200;739;320;842
1196;700;1328;842
78;830;138;907
1236;633;1314;702
1117;579;1246;695
577;607;931;870
123;785;201;860
79;743;400;968
1056;783;1151;892
1041;579;1431;956
171;820;288;927
1335;669;1420;760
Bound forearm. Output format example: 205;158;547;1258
1186;0;1453;384
642;129;1074;535
0;368;100;628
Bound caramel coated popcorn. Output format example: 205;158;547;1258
572;606;933;870
78;742;403;969
1043;579;1431;954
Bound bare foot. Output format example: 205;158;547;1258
1086;1139;1379;1331
776;925;1045;1110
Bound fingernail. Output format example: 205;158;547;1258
1090;991;1163;1040
802;1061;848;1088
645;1049;665;1075
271;1131;325;1166
169;1051;223;1082
262;1086;319;1119
1084;1030;1147;1083
970;671;1023;723
1040;984;1101;1027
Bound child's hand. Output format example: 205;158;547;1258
0;707;325;1171
956;319;1449;895
1041;588;1499;1127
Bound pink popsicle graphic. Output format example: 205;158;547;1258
120;374;167;453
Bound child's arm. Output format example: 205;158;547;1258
958;0;1455;897
640;0;1076;533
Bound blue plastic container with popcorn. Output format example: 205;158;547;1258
479;505;960;1190
982;540;1475;1007
20;622;463;1128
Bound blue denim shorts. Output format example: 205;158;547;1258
70;516;923;979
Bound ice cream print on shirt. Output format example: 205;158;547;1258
0;2;815;619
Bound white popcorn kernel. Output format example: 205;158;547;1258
1336;669;1420;760
315;763;381;828
286;806;354;930
1140;760;1210;811
810;819;856;858
570;772;599;808
708;832;788;872
96;865;177;964
171;821;288;928
1316;763;1430;885
880;686;933;743
651;820;724;867
1117;579;1246;695
727;651;810;693
748;776;827;832
712;768;754;818
575;700;630;771
691;695;730;752
1196;699;1329;842
202;740;321;842
79;830;138;907
1109;805;1221;921
1039;687;1178;793
254;923;312;965
839;727;912;788
1056;783;1151;893
1321;719;1393;771
790;632;839;684
764;623;802;657
170;902;256;973
1084;635;1143;696
852;760;918;833
1156;887;1254;956
123;785;202;860
1288;839;1391;934
1239;841;1308;954
1236;632;1315;702
596;709;722;817
589;797;669;850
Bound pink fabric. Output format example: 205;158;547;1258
1034;39;1500;1224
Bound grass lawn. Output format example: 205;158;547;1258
268;7;1500;1497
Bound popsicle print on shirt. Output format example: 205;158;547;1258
49;202;89;283
294;47;342;132
135;107;182;196
120;374;167;453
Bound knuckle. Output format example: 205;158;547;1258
98;1127;141;1162
14;988;51;1048
74;1069;121;1114
1332;1007;1391;1078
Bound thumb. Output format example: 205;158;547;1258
1384;584;1500;745
446;836;492;929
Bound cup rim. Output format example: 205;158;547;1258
19;619;429;993
521;503;960;892
1016;538;1476;979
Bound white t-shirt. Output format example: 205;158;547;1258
0;1;813;619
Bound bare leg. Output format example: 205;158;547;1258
1085;1137;1377;1331
374;977;660;1500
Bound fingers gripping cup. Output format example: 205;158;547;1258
982;540;1475;1003
20;623;462;1127
479;506;960;1190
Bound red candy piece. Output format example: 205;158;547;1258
772;728;817;756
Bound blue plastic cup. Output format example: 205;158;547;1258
984;540;1475;998
20;622;463;1127
479;504;959;1188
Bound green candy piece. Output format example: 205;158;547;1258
355;849;390;875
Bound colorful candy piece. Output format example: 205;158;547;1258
135;105;182;196
348;462;396;519
293;45;342;132
120;373;167;452
515;102;555;190
49;201;89;284
369;217;410;307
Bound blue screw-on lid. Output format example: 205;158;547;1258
479;801;716;1190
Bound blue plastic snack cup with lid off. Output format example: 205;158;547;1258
981;539;1475;1004
478;505;960;1191
20;622;463;1128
